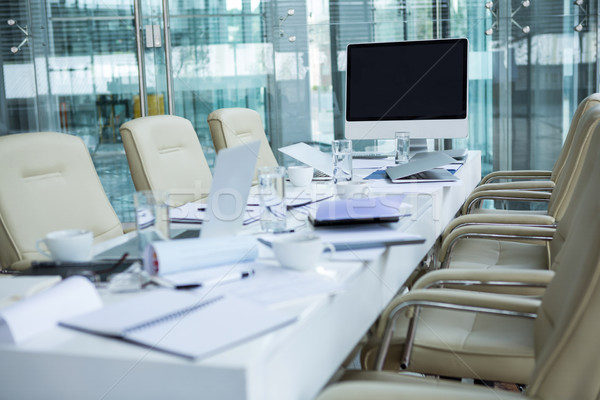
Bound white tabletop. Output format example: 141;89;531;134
0;151;481;400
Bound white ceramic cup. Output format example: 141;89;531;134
335;181;371;199
35;229;94;262
287;166;314;187
271;234;335;271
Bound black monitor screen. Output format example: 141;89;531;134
346;39;468;121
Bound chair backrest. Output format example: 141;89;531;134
120;115;212;205
528;149;600;399
547;103;600;221
207;108;279;175
548;117;600;264
551;93;600;181
0;132;123;269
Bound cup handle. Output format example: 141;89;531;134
323;243;336;260
35;239;52;259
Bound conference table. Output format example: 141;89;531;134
0;152;481;400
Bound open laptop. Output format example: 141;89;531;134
386;151;460;183
278;143;333;180
95;141;260;260
201;140;260;238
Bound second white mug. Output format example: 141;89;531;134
271;234;335;270
335;181;370;199
287;166;314;187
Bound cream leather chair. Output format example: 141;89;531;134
358;148;600;384
462;103;600;217
321;188;600;398
207;108;278;177
437;104;600;271
471;93;600;193
120;115;212;206
0;132;123;270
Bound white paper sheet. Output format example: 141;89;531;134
0;276;102;344
164;261;350;306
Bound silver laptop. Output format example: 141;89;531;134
201;141;260;238
278;143;333;180
94;141;260;260
386;151;459;183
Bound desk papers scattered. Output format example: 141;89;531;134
60;289;297;360
0;275;62;309
0;276;102;344
259;224;423;253
169;203;261;225
165;261;348;306
314;224;425;250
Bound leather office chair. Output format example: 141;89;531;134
471;92;600;193
321;187;600;398
357;146;600;384
436;104;600;272
462;102;600;217
0;132;123;270
120;115;212;206
207;108;278;179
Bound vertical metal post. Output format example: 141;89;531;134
134;0;147;117
162;0;174;115
498;0;512;171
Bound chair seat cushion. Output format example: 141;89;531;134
362;307;535;384
319;371;524;400
448;238;549;270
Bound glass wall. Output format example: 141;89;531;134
1;0;598;221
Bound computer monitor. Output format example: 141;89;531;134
345;38;469;140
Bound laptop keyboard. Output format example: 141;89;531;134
313;170;332;180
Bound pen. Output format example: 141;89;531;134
151;270;255;290
198;270;255;289
273;229;295;234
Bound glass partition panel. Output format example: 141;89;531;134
1;0;598;222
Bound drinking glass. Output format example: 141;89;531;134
332;139;353;183
394;131;410;164
133;190;170;255
258;166;286;232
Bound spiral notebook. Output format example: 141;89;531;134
60;289;297;359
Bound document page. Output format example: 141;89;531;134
0;276;102;344
61;289;297;359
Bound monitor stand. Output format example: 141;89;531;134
409;138;429;154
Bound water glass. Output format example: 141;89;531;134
395;131;410;164
332;139;353;183
258;166;286;232
133;190;170;254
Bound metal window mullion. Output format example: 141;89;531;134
134;0;147;117
162;0;174;115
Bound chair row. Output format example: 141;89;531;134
317;94;600;399
120;108;278;205
0;107;271;270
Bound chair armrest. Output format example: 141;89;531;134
462;189;552;214
373;288;540;369
412;268;555;290
439;224;556;265
472;180;555;193
441;213;556;239
480;169;552;184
